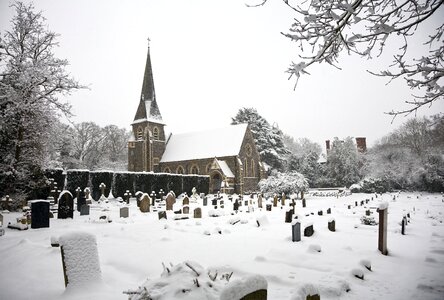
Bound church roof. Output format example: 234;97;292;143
132;45;164;125
160;124;249;163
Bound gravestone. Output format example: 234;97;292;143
183;206;190;214
182;196;190;206
327;208;331;214
124;191;131;204
366;210;371;216
302;198;306;208
194;207;202;219
58;191;74;219
1;195;12;210
212;199;217;206
285;209;293;223
360;200;364;206
77;197;86;212
266;204;272;211
292;221;301;242
273;195;278;207
0;213;3;226
328;219;336;232
120;207;129;218
31;201;50;229
318;210;323;216
159;189;165;200
355;201;358;206
139;194;151;213
75;187;82;201
258;194;263;208
203;197;208;206
304;224;314;237
401;217;406;235
348;205;351;209
281;193;286;206
80;204;90;216
307;294;321;300
233;200;239;212
158;211;167;220
99;183;106;199
84;187;91;201
166;193;176;210
244;200;249;207
378;205;388;255
290;200;296;214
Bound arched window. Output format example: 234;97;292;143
163;167;171;173
176;165;184;174
206;163;212;174
153;126;159;140
137;127;143;140
246;144;252;156
190;165;199;175
244;159;248;177
251;159;255;177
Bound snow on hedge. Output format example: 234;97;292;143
219;274;267;300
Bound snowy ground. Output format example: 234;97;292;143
1;192;444;300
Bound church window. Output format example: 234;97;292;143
190;165;199;175
137;127;143;140
153;126;160;140
251;159;255;177
246;144;252;157
163;167;171;173
206;163;212;174
176;165;184;174
244;159;248;177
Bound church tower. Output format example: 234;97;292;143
128;43;166;172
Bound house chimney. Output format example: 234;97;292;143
356;137;367;153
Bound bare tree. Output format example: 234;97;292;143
248;0;443;117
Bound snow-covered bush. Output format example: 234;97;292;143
258;171;308;198
112;172;136;198
90;171;113;200
360;215;377;226
351;177;390;193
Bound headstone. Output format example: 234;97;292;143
150;192;156;205
0;213;3;226
182;196;190;206
285;209;293;223
84;187;91;201
212;199;218;206
292;221;301;242
273;195;278;207
80;204;90;216
58;191;74;219
159;189;165;200
327;208;331;214
1;195;12;210
158;211;167;220
355;201;358;206
266;204;272;211
31;201;50;229
401;217;406;235
233;200;239;212
281;193;286;206
244;200;249;206
348;205;351;209
307;294;321;300
258;194;263;208
317;210;323;216
365;210;371;216
194;207;202;218
77;197;86;212
360;200;364;206
203;197;208;206
183;206;190;214
166;193;176;210
302;198;306;208
304;224;314;237
328;219;335;232
139;194;151;213
120;207;129;218
378;206;388;255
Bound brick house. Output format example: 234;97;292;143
128;45;266;194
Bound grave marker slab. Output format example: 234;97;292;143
120;207;129;218
302;198;306;208
266;204;272;211
31;201;50;229
77;197;86;212
378;204;388;255
328;219;335;232
304;224;314;237
80;204;90;216
58;191;74;219
194;207;202;219
158;211;167;220
292;221;301;242
139;194;151;213
166;193;176;211
258;194;263;208
183;206;190;214
273;195;278;207
285;209;293;223
182;196;190;206
203;197;208;206
233;200;239;212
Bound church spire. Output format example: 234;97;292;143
133;39;163;123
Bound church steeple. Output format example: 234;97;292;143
133;41;163;124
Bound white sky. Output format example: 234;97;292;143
1;0;443;150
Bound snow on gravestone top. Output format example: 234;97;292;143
58;231;101;287
378;201;389;210
294;283;320;300
219;274;268;300
57;190;73;203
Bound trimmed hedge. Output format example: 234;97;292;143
182;175;199;196
134;172;152;194
45;168;65;191
66;170;90;197
167;174;183;196
112;172;136;198
197;176;209;195
90;171;113;200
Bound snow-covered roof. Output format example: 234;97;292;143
160;124;248;163
218;160;235;178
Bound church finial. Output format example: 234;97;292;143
147;37;151;48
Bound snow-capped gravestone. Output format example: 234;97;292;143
292;221;301;242
120;207;129;218
58;231;101;288
58;191;74;219
194;207;202;219
304;224;314;237
378;202;389;255
124;191;131;204
30;200;50;229
166;192;176;210
139;194;151;213
76;197;86;212
219;274;268;300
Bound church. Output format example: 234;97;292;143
128;45;266;194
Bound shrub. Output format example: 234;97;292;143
182;175;199;196
166;174;183;195
90;171;114;200
112;172;136;198
134;172;153;194
66;169;90;197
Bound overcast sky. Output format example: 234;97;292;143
1;0;443;151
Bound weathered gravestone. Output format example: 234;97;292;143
58;232;101;288
120;207;129;218
281;193;286;206
183;206;190;214
212;199;218;206
166;193;176;211
139;194;151;213
99;183;107;200
266;204;272;211
258;194;263;208
203;197;208;206
58;191;74;219
378;203;388;255
0;213;3;226
77;197;86;212
194;207;202;219
75;187;82;201
1;195;12;210
233;200;239;212
158;211;167;220
304;224;314;237
219;274;268;300
273;195;278;207
182;196;190;206
31;200;50;229
401;217;406;235
292;221;301;242
84;187;91;202
327;208;331;214
80;204;90;216
328;219;336;232
285;209;293;223
365;210;371;216
355;201;358;207
302;198;306;208
318;210;323;216
124;191;131;204
348;205;351;209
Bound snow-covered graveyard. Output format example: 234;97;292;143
1;191;444;300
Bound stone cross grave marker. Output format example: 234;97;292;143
1;195;12;210
166;193;176;210
84;187;91;201
139;194;151;213
77;197;86;212
124;191;131;204
328;219;336;232
150;191;156;205
75;187;82;200
378;204;388;255
292;221;301;242
159;189;165;200
80;204;90;216
304;224;314;237
194;207;202;218
120;207;129;218
58;191;74;219
31;201;50;229
99;183;106;198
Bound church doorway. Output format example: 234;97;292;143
210;172;222;193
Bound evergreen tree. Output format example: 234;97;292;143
231;107;289;171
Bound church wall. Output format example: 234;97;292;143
236;126;262;192
128;140;145;172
